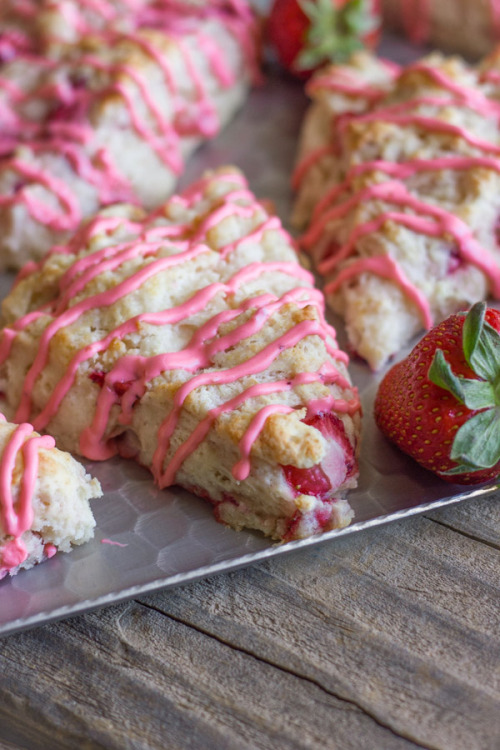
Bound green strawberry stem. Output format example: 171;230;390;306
295;0;377;70
428;302;500;473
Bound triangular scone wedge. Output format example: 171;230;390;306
292;50;500;370
0;0;158;48
0;167;361;542
0;417;101;579
0;1;259;268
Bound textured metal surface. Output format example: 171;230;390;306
0;50;499;637
1;375;496;638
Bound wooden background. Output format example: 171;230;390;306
0;27;499;750
0;491;498;749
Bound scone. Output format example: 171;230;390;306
0;167;361;541
0;0;260;268
0;416;101;579
0;0;154;52
382;0;500;60
292;50;500;370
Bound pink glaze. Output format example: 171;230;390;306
324;255;433;329
23;258;317;435
403;64;500;117
311;155;500;223
101;538;128;547
151;317;340;488
233;404;294;481
44;542;57;558
0;173;360;496
162;365;358;487
306;71;385;103
337;110;500;157
294;60;500;325
0;422;55;576
0;158;81;232
0;1;259;235
306;180;500;297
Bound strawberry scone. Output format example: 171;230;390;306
382;0;500;60
0;415;101;579
292;50;500;370
0;0;154;53
0;0;260;268
0;168;361;541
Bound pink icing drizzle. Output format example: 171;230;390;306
0;418;56;576
294;59;500;328
233;404;294;481
0;1;259;236
0;170;360;491
101;538;128;547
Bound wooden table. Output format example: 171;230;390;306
1;25;499;750
0;491;498;749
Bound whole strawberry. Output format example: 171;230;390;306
374;302;500;485
267;0;380;77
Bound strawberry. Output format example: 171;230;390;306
282;412;356;495
266;0;381;77
374;302;500;485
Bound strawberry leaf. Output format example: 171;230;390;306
342;0;377;34
295;0;376;70
430;303;500;411
450;407;500;469
463;301;500;382
443;461;489;476
462;301;484;364
459;379;497;410
428;349;495;409
428;349;466;403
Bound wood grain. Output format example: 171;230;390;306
0;493;498;750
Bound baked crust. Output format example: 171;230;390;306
0;0;259;268
382;0;500;60
292;50;500;370
0;417;101;578
0;167;361;541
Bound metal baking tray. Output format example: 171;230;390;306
1;41;498;637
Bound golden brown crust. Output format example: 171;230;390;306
0;168;360;541
293;49;500;369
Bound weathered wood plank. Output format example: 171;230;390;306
141;498;500;749
0;494;498;750
0;602;420;750
426;491;500;548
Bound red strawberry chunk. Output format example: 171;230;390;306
446;248;463;274
89;370;134;397
282;463;331;497
282;412;355;498
89;370;105;387
113;380;134;397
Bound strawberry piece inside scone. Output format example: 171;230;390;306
283;413;356;497
280;412;357;540
0;168;361;542
283;462;331;497
0;0;261;269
